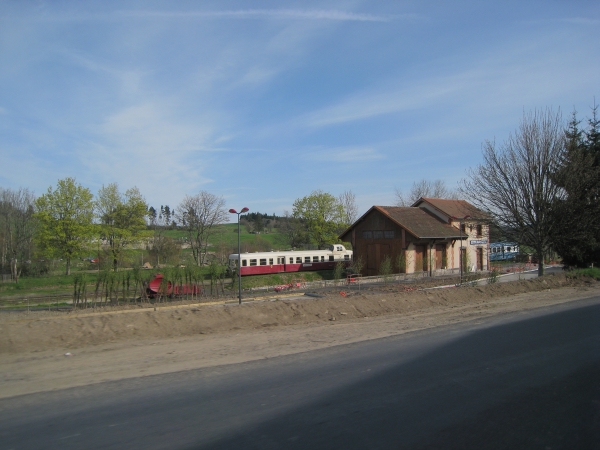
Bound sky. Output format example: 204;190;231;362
1;0;598;220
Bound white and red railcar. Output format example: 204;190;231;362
228;244;352;276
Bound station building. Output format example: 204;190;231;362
339;198;490;276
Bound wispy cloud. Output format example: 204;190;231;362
14;9;405;23
301;75;467;128
77;102;225;204
113;9;399;23
310;146;385;162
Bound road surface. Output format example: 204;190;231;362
0;294;598;449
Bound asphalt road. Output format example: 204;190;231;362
1;295;599;450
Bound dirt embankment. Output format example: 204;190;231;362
0;272;596;354
1;273;598;399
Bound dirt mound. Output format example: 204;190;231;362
0;272;594;354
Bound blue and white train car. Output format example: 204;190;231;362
489;242;519;261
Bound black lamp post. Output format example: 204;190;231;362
229;207;249;304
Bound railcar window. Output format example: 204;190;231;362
313;256;319;262
269;258;273;265
329;255;334;261
304;256;311;263
321;256;325;262
506;247;511;252
296;257;302;263
290;257;294;264
344;255;350;260
260;259;267;265
249;259;257;266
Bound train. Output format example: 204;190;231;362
489;242;520;261
228;244;353;276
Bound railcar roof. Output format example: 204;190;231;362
229;249;352;258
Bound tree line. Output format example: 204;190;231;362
462;105;599;274
3;104;596;280
0;179;359;279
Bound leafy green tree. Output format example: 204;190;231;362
96;183;149;271
549;106;600;267
35;178;95;275
292;190;345;249
281;211;310;249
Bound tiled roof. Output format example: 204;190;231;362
375;206;462;239
412;198;490;220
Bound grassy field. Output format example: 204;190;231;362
0;226;327;304
568;267;600;280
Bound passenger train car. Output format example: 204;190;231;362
228;244;353;276
489;242;520;261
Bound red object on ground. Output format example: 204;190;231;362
146;273;202;298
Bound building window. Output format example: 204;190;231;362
384;230;394;239
373;231;383;239
460;224;466;233
477;224;483;236
249;259;257;266
363;231;373;239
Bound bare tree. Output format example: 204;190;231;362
461;108;564;276
338;190;359;226
176;191;228;266
394;179;457;206
0;187;36;280
148;205;181;267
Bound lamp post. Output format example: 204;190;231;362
453;215;470;285
229;207;249;304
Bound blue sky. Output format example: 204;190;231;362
1;0;598;219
